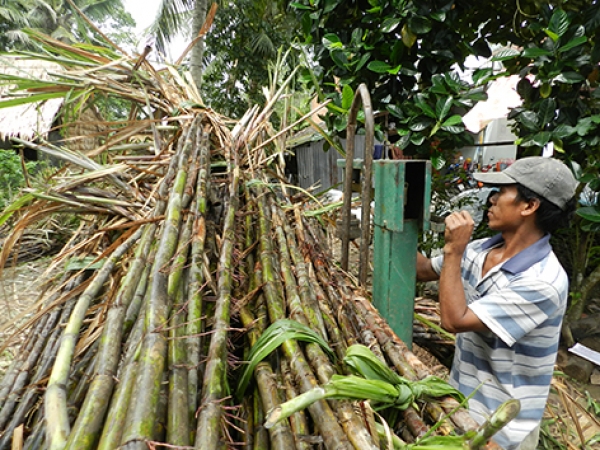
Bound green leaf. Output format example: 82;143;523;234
442;115;463;127
577;206;600;223
544;29;560;42
436;96;453;120
351;28;363;45
521;131;552;147
330;50;348;68
355;52;371;71
323;0;339;14
548;9;569;38
409;120;430;132
559;36;588;52
472;68;493;85
342;84;354;110
0;91;68;108
440;125;465;134
367;60;392;73
237;319;334;397
344;345;404;384
554;124;576;138
522;47;553;58
291;2;313;10
518;111;540;131
407;16;432;34
323;33;343;49
538;98;557;126
381;17;402;33
301;11;312;36
386;104;404;119
431;155;446;171
65;256;105;271
414;94;436;118
554;72;585;84
411;135;426;146
491;48;520;61
0;193;35;227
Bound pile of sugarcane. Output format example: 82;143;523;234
0;32;519;450
413;298;456;368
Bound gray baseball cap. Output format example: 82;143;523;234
472;156;577;211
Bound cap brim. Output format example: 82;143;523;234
472;171;515;185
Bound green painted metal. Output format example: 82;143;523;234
372;160;431;349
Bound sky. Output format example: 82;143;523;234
122;0;187;61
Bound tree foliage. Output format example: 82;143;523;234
0;0;134;51
290;0;497;165
200;0;300;119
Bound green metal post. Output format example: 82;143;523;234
372;160;431;349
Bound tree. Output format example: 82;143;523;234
0;0;40;50
494;3;600;328
150;0;208;87
150;1;299;117
201;0;299;118
0;0;134;50
291;0;492;166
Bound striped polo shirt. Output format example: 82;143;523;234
431;234;568;449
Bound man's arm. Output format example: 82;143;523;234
437;211;489;334
416;252;439;282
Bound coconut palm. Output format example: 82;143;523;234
149;0;298;106
1;0;132;50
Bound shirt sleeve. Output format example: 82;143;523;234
431;253;443;275
468;279;562;347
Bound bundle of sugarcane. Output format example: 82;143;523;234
0;32;519;450
413;297;456;367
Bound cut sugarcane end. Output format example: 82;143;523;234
264;407;283;429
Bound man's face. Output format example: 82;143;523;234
486;184;527;231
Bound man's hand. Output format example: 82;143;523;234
444;210;475;256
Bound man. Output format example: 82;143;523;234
416;156;577;449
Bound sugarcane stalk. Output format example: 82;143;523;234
280;358;311;450
0;311;56;430
65;224;157;450
0;314;66;450
255;190;354;450
166;213;193;447
238;286;296;449
468;400;520;450
273;205;326;339
194;166;240;450
0;311;49;405
97;315;145;450
252;386;269;450
44;227;143;450
187;130;211;434
272;202;379;450
119;119;197;450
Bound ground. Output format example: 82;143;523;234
0;258;49;376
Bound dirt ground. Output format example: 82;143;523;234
0;258;49;376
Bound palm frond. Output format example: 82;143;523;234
150;0;195;55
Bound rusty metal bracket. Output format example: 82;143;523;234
340;83;375;286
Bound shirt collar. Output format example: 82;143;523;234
481;233;552;274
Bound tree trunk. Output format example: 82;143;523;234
190;0;208;89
